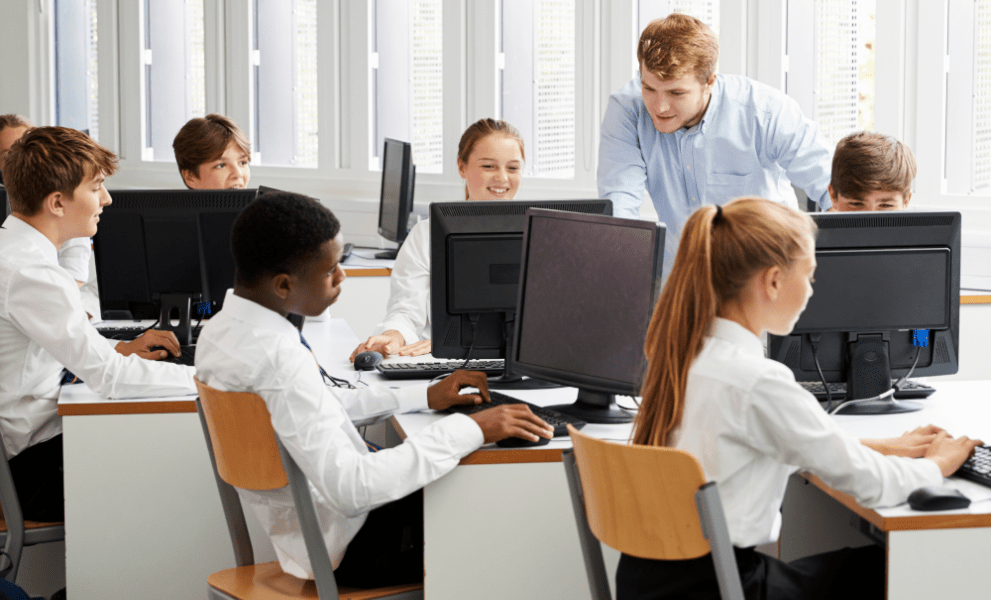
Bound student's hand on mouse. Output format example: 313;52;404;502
350;330;406;362
468;404;555;445
394;339;432;357
427;370;490;410
115;329;181;360
862;424;946;458
924;431;985;477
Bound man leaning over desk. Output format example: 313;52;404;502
598;13;833;275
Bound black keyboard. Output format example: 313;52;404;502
444;391;585;437
956;445;991;489
160;345;196;367
96;324;148;340
800;379;935;401
376;359;505;380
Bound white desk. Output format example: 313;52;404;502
60;317;991;600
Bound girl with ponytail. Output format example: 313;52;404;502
350;119;525;361
621;198;981;600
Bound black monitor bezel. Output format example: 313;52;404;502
429;199;613;360
377;138;415;245
768;210;961;383
508;208;666;395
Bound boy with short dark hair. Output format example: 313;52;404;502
0;127;196;521
195;192;552;586
172;114;251;190
829;131;916;212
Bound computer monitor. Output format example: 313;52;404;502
510;209;665;424
769;211;961;415
1;186;8;218
430;199;613;389
93;189;258;335
376;138;415;260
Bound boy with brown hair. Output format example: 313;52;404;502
0;127;195;521
598;14;833;276
172;114;252;190
829;131;916;211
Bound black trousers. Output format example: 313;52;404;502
617;544;885;600
333;490;424;589
7;435;64;522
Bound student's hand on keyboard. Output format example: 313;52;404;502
925;431;986;477
114;329;181;360
862;424;946;458
468;404;555;445
394;339;432;357
427;370;490;410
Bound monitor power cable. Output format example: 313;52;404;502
808;334;834;413
458;313;481;370
827;351;923;416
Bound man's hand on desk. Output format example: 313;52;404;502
350;330;432;361
924;431;985;478
115;329;181;360
468;404;555;445
862;424;946;458
427;370;490;410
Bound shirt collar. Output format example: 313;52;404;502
219;290;301;340
694;74;723;135
709;317;764;358
1;214;59;266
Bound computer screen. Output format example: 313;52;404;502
1;186;8;219
768;211;961;414
93;189;258;323
430;200;613;388
377;138;415;260
510;209;665;423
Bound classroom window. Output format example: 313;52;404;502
54;0;99;141
371;0;444;173
141;0;206;162
946;0;991;194
499;0;576;179
786;0;875;145
251;0;318;168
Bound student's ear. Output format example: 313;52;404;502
180;169;199;189
457;159;468;179
705;73;717;89
760;266;784;302
827;184;837;202
902;191;912;209
271;273;293;301
44;190;67;217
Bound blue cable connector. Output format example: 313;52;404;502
196;301;212;316
912;329;930;348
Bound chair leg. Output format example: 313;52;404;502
695;482;745;600
562;450;612;600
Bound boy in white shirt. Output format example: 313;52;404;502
195;191;552;586
0;126;196;521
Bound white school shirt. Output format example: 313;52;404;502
375;219;431;344
0;215;196;458
195;291;483;579
58;237;101;318
671;318;942;548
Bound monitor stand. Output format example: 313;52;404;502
548;389;634;424
159;293;200;346
835;335;922;415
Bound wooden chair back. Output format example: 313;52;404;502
567;424;711;560
195;377;288;491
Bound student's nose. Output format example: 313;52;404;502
101;187;112;207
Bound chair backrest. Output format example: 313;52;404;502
567;424;710;561
195;378;288;491
194;377;340;598
0;441;26;581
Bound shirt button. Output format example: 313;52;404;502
692;197;698;203
686;165;691;171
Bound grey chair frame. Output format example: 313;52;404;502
196;400;423;600
0;442;65;584
562;448;744;600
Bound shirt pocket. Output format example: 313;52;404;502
705;171;765;205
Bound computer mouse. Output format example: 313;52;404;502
907;485;971;511
496;435;551;449
353;351;383;371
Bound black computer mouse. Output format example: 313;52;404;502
907;485;971;511
496;435;551;449
354;351;383;371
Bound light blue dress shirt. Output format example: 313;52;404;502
597;74;833;274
